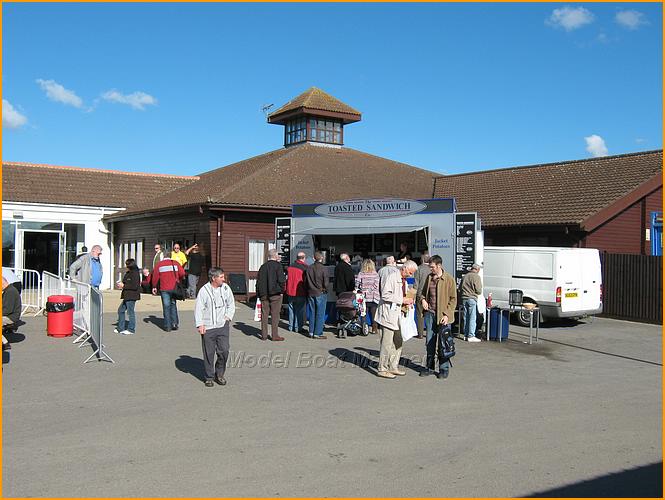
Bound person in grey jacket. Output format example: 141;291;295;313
195;267;236;387
69;245;103;288
374;260;418;379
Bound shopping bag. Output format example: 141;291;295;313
399;306;418;342
253;297;262;322
477;293;486;315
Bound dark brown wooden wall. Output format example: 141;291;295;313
585;186;662;255
219;218;278;281
113;210;213;273
584;203;642;253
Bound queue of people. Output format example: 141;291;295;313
95;243;484;388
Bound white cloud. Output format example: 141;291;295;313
585;134;608;157
615;10;648;30
2;99;28;129
36;79;84;108
101;90;157;110
635;138;646;144
547;7;594;31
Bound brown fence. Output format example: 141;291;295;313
600;253;662;324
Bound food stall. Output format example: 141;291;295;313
275;198;482;309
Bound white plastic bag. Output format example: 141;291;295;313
253;297;262;322
399;306;418;342
477;293;486;315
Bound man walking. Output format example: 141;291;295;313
413;251;430;339
460;263;483;342
151;251;185;332
256;248;286;341
195;267;236;388
374;260;418;379
285;252;308;333
305;251;328;339
69;244;103;289
417;255;457;379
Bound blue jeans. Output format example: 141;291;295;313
423;311;451;372
463;298;477;338
160;291;179;330
288;296;307;332
308;294;327;337
117;300;136;333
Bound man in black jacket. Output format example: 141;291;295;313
334;253;355;294
256;248;286;341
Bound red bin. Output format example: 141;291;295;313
46;295;74;337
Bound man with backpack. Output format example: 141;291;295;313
416;255;457;380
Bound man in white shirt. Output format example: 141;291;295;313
194;267;236;388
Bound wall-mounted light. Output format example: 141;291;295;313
12;212;24;219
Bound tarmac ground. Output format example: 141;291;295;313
2;291;662;497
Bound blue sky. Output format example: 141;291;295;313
2;3;662;176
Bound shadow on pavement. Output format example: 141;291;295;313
527;461;662;497
143;315;164;328
174;355;206;382
329;347;376;375
233;321;262;339
355;346;423;373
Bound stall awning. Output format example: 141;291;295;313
292;225;427;235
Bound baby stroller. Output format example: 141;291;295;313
335;290;368;338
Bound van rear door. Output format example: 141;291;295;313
558;250;583;313
580;249;602;311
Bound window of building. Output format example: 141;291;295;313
2;221;16;268
248;239;276;293
285;118;307;146
308;118;342;144
116;240;144;281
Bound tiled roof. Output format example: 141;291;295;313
109;143;438;218
433;150;663;228
2;162;198;208
268;87;361;121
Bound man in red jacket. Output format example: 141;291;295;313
286;252;308;334
151;252;185;332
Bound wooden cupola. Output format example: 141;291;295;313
267;87;361;147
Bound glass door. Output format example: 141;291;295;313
17;229;66;276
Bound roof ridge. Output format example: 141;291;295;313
434;149;663;180
3;161;199;180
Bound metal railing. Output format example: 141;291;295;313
41;271;114;363
9;268;43;316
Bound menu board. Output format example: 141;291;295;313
455;213;477;288
353;234;372;255
374;233;394;252
275;217;291;268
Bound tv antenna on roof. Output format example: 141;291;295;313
261;103;274;117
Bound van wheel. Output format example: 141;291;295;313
516;304;537;327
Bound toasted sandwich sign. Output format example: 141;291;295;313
314;199;427;219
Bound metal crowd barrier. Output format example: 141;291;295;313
42;271;65;306
10;268;43;316
40;271;114;364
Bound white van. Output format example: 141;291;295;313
483;246;603;325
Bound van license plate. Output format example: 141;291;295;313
565;292;578;298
